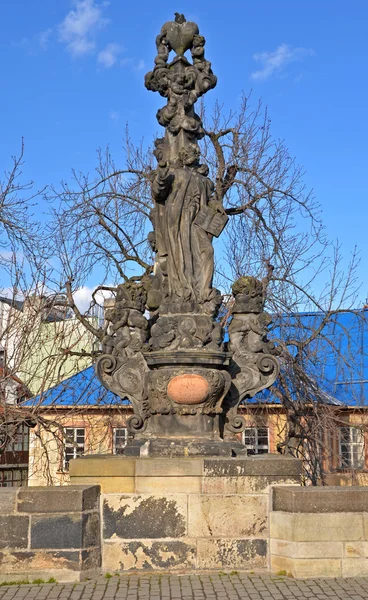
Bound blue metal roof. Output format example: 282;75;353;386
256;309;368;407
25;366;130;407
25;309;368;408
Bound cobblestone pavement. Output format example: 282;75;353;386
1;574;368;600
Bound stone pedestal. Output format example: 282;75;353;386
70;454;301;573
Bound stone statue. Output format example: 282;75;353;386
95;15;279;456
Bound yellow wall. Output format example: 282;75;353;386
28;410;129;486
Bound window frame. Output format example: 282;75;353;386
113;427;128;455
339;426;365;470
242;426;269;455
0;468;28;487
63;427;85;470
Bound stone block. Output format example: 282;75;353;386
0;549;80;572
69;457;136;477
292;558;342;579
364;512;368;539
18;485;100;513
202;475;299;495
103;540;196;571
82;512;101;548
188;494;267;538
269;512;296;540
293;513;365;542
342;557;368;577
197;538;267;570
0;490;17;514
272;555;342;578
70;476;135;493
270;539;343;559
273;485;368;513
203;455;302;478
270;538;294;558
31;514;84;549
81;547;101;570
270;554;294;576
103;494;187;539
135;458;203;477
344;541;368;558
0;516;29;549
135;476;201;494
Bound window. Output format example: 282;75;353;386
10;424;29;452
113;428;128;454
0;468;28;487
242;427;269;455
64;428;85;469
339;427;365;469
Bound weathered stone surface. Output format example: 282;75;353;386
363;512;368;539
135;458;203;477
103;495;187;539
70;458;136;477
270;511;364;542
344;541;368;558
271;555;342;578
103;540;196;571
31;514;84;549
273;485;368;513
0;516;28;549
81;547;101;570
83;512;101;548
197;538;267;570
202;475;300;494
188;495;267;538
70;476;135;494
342;557;368;577
0;489;17;514
270;538;343;559
269;512;296;540
17;485;100;513
293;513;364;542
204;456;302;478
135;476;201;494
0;549;80;572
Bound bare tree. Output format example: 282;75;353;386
3;97;363;485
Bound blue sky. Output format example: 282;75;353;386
1;0;367;306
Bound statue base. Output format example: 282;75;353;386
123;437;247;457
69;454;302;572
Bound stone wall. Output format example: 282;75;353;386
70;455;301;572
0;485;101;582
270;486;368;578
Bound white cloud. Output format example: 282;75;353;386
38;28;53;50
73;286;113;313
58;0;109;57
121;57;146;71
251;43;314;81
135;59;145;71
109;110;120;121
97;42;123;68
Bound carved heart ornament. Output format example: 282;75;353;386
163;20;199;55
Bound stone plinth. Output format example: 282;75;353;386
70;454;301;572
0;485;101;583
270;486;368;578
